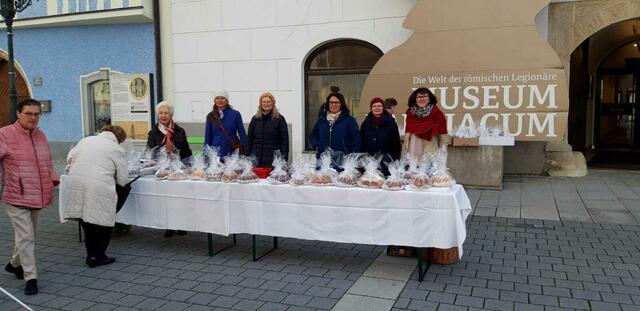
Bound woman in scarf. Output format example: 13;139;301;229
402;87;450;157
310;87;360;160
204;91;249;158
146;101;192;237
360;97;401;176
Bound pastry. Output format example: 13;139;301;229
412;175;430;188
190;169;207;179
337;175;358;186
269;173;290;184
167;170;188;180
155;169;171;179
359;178;384;188
310;174;332;185
222;171;238;182
384;179;406;189
238;171;259;183
430;175;455;186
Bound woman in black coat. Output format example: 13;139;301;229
360;97;402;176
147;101;193;161
146;101;192;238
247;92;289;168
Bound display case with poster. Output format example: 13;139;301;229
109;73;154;143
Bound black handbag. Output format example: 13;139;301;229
116;176;141;213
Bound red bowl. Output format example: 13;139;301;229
253;167;273;179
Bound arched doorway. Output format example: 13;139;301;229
568;18;640;169
303;40;383;150
0;59;31;127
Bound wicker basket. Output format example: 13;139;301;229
430;247;459;265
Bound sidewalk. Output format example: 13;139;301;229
469;169;640;225
0;170;638;311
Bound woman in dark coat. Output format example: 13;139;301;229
146;101;192;238
247;92;289;168
310;88;361;161
360;97;402;176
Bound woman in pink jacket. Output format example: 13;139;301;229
0;99;59;296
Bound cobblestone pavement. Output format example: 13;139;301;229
468;170;640;224
0;172;639;310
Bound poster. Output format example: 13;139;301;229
109;73;152;141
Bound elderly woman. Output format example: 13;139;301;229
61;125;128;268
204;91;248;157
310;87;360;161
247;92;289;168
360;97;401;176
402;87;449;158
146;101;192;238
147;101;192;160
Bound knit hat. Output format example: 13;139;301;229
212;91;229;101
370;97;385;108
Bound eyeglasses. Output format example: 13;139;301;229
328;101;341;105
21;112;41;118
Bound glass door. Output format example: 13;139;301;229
596;72;637;147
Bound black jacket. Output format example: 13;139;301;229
247;112;289;168
360;111;401;176
146;123;193;160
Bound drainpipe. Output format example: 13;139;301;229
152;0;162;128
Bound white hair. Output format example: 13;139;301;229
156;101;174;114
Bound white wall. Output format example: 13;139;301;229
166;0;415;155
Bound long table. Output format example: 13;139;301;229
60;176;472;280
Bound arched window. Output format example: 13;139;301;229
304;40;383;151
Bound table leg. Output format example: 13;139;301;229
252;235;278;262
208;233;237;257
417;248;431;282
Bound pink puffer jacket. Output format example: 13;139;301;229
0;122;59;208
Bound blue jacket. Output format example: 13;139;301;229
310;111;361;159
204;108;249;158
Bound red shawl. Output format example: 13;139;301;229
161;121;176;154
405;105;448;141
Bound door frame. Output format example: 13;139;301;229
594;67;640;148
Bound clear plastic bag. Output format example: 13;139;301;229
204;145;224;181
402;154;419;182
383;160;407;191
335;153;362;187
289;156;313;186
166;154;188;181
127;150;143;178
430;148;456;187
358;155;385;189
309;150;335;186
154;148;173;179
188;155;207;180
222;150;241;182
140;146;160;175
268;150;290;184
409;154;433;190
237;157;259;183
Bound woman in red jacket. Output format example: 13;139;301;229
0;99;59;296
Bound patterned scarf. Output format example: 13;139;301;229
410;105;434;118
159;121;176;154
327;111;341;126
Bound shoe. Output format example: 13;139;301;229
164;230;175;238
5;263;24;279
24;279;37;295
176;230;187;236
86;257;116;268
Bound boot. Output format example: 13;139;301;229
4;263;24;279
24;279;38;295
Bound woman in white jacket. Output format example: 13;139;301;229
61;125;128;268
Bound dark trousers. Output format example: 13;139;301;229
80;220;113;259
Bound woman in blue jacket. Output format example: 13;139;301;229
310;88;361;160
360;97;402;176
204;91;248;157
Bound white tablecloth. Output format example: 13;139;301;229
60;176;472;256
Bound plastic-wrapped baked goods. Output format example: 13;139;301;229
289;156;312;186
188;155;207;180
222;150;241;182
358;156;385;189
409;154;433;190
430;149;456;187
309;150;335;186
237;158;259;183
155;168;171;179
335;153;362;187
268;151;290;184
383;160;407;191
204;145;224;181
167;170;188;180
403;155;419;182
